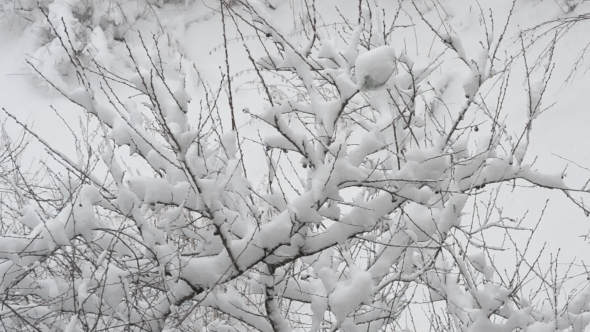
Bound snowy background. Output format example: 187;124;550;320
2;0;588;268
1;0;590;331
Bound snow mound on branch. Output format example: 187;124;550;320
355;46;397;91
328;266;374;322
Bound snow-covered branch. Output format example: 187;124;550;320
1;0;590;331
